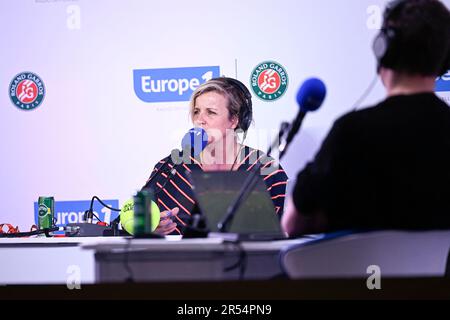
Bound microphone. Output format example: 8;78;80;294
181;127;209;157
279;78;326;159
171;127;208;165
142;128;206;190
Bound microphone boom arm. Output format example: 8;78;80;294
217;121;290;233
279;111;306;159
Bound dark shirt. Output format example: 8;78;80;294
144;146;288;234
293;93;450;231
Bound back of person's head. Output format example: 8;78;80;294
373;0;450;76
189;77;253;133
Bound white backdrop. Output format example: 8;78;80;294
1;0;449;230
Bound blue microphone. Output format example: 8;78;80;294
296;78;327;112
144;127;209;192
279;78;326;158
181;127;209;157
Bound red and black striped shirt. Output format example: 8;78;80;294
142;146;288;235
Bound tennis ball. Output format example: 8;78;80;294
120;198;160;234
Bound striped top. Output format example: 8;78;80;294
142;146;288;235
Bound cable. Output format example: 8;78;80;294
89;196;121;213
0;227;60;238
85;196;121;225
223;240;248;280
92;212;103;223
230;143;245;172
123;237;134;283
225;127;249;172
142;158;172;191
153;164;176;197
350;73;379;111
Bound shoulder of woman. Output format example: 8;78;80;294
155;155;171;165
242;145;274;163
243;146;288;179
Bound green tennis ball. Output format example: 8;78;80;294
120;198;160;234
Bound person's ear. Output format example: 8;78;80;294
231;115;239;130
233;116;239;129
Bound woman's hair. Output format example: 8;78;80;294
189;77;253;132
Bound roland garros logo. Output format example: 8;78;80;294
9;72;45;111
250;61;288;101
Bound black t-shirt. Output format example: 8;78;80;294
293;93;450;231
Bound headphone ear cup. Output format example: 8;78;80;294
373;31;388;68
223;77;253;132
374;0;406;71
240;107;251;132
373;31;388;61
240;94;252;132
373;27;398;70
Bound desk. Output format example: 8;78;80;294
0;237;121;285
82;237;314;283
0;236;315;284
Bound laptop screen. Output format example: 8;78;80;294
188;170;284;236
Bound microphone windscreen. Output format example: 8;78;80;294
181;127;208;157
296;78;327;112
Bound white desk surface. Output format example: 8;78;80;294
81;236;320;252
0;234;321;250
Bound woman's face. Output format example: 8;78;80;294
192;91;238;144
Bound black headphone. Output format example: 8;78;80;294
222;77;253;133
372;0;450;76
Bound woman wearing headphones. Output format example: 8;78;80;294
144;77;288;235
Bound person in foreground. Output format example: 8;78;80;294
282;0;450;237
144;77;288;235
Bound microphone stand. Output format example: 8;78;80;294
279;111;306;159
217;121;290;233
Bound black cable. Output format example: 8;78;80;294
230;132;248;172
84;210;105;224
89;196;121;212
0;227;59;238
85;196;121;225
141;158;177;203
223;241;248;280
153;165;177;197
351;74;378;111
92;212;103;223
142;157;173;191
238;245;248;280
123;238;134;283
